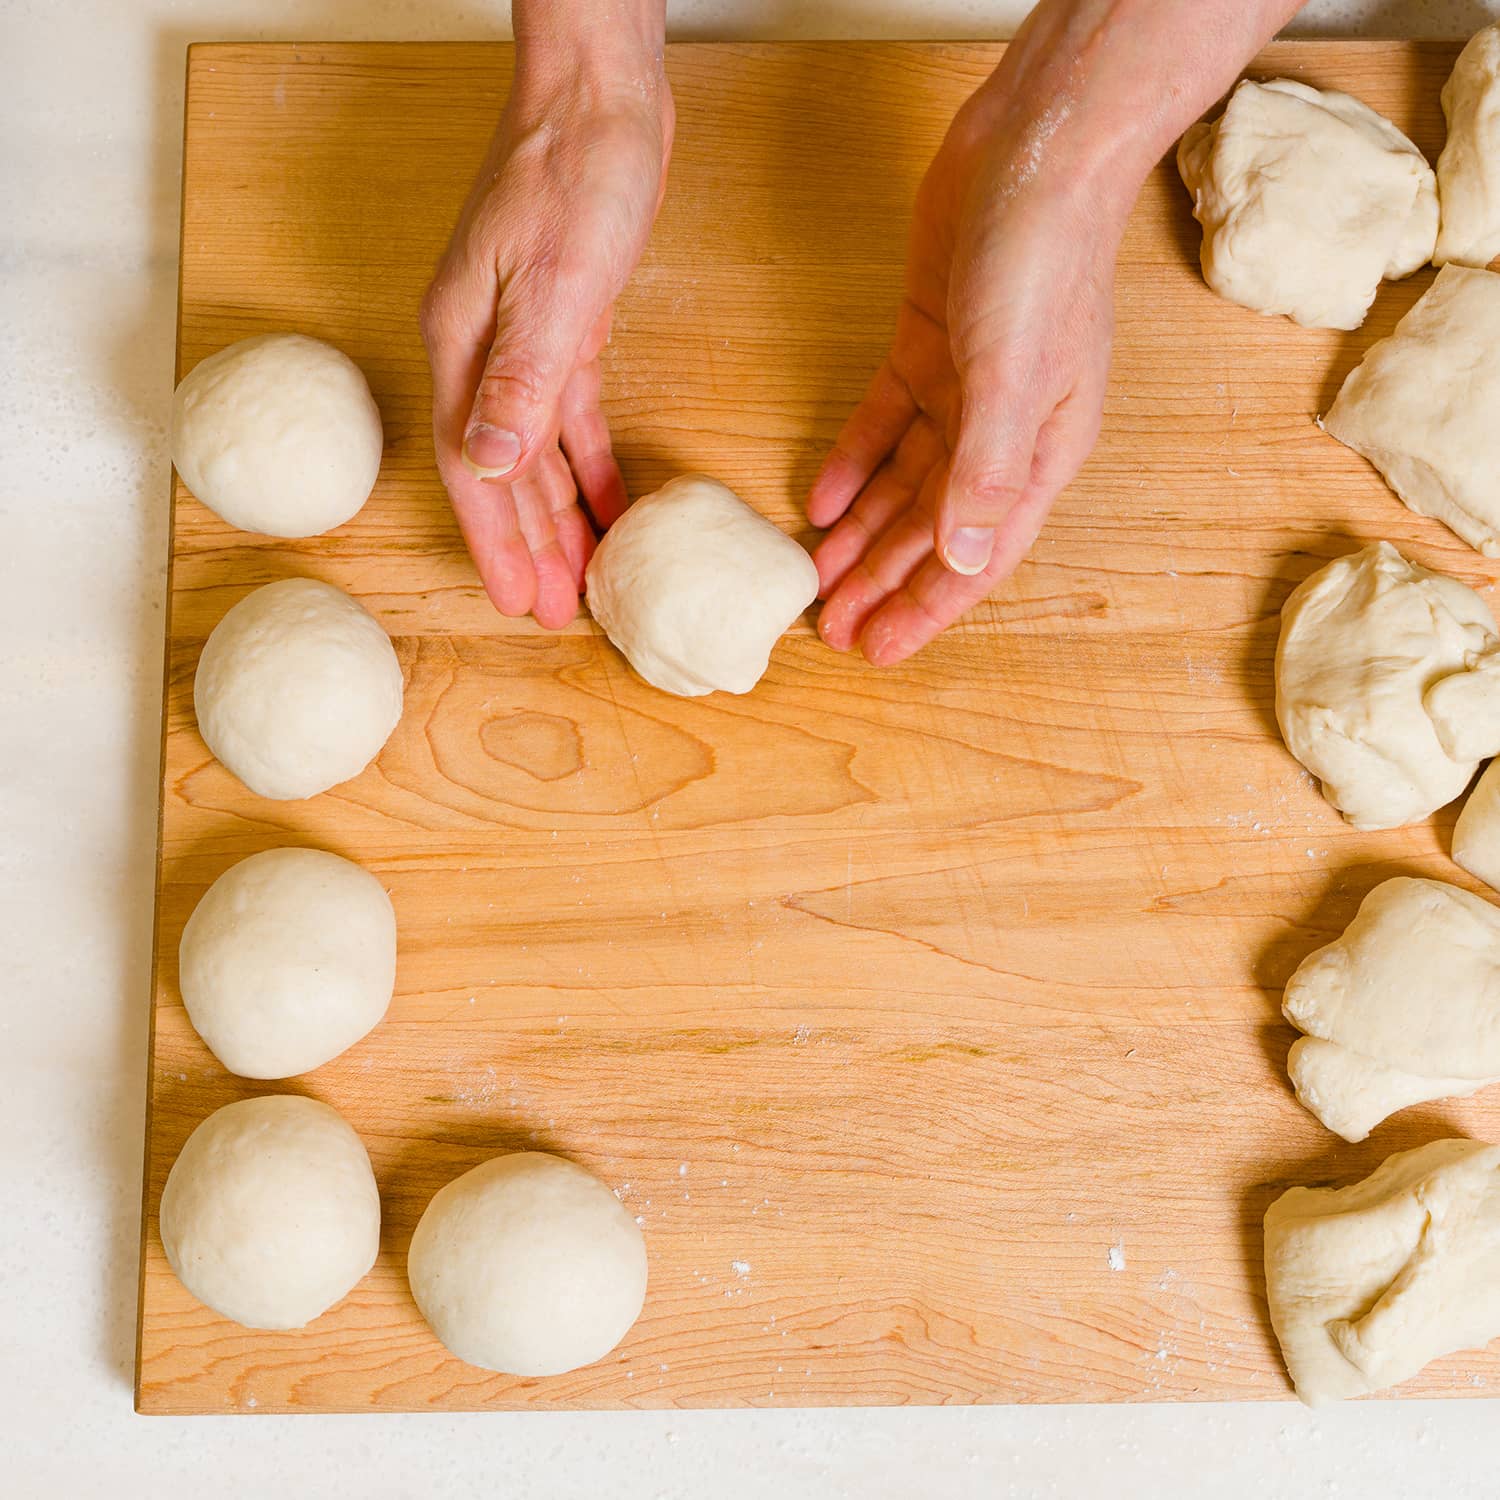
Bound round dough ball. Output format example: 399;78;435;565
194;578;403;800
179;848;397;1079
585;474;818;697
408;1152;648;1376
160;1095;380;1330
171;333;383;537
1275;541;1499;830
1177;78;1437;330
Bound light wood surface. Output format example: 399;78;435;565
138;39;1500;1413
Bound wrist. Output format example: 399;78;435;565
513;1;667;105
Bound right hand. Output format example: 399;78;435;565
421;44;673;627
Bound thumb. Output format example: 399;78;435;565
462;267;607;481
936;393;1039;577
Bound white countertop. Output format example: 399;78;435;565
4;2;1497;1493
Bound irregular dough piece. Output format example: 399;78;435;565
1177;78;1437;329
179;848;397;1079
1435;24;1500;267
585;474;818;696
1282;877;1500;1140
1265;1138;1500;1405
1275;542;1500;829
408;1151;648;1376
1324;265;1500;555
1454;757;1500;891
194;578;404;800
160;1095;380;1330
171;333;383;537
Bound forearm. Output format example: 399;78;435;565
961;0;1304;217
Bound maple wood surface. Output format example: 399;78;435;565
139;40;1500;1413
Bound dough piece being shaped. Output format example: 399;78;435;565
585;474;818;697
1435;25;1500;267
1282;877;1500;1141
194;578;403;800
171;333;383;537
1275;542;1500;829
159;1095;380;1330
408;1151;647;1376
179;848;397;1079
1177;78;1438;330
1264;1138;1500;1405
1454;757;1500;891
1324;265;1500;555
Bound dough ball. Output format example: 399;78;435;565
160;1094;380;1330
1435;24;1500;267
171;333;383;537
1177;78;1437;329
408;1151;648;1376
194;578;403;800
179;848;397;1079
585;474;818;697
1324;265;1500;555
1454;758;1500;891
1265;1139;1500;1405
1275;541;1500;829
1282;877;1500;1141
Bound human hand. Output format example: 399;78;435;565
421;28;672;628
808;79;1123;666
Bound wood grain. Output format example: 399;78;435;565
138;40;1500;1413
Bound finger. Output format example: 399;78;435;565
932;351;1049;576
559;357;629;531
817;464;945;652
462;260;609;484
423;278;539;616
807;360;918;529
859;483;1057;667
813;417;944;598
514;450;583;630
541;446;601;590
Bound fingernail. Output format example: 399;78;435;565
463;423;521;478
943;526;994;576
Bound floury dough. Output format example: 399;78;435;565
1454;759;1500;891
1265;1139;1500;1405
1274;542;1500;830
1177;79;1437;330
171;333;383;537
585;474;818;696
1282;878;1500;1141
407;1152;647;1376
1323;266;1500;556
159;1095;380;1330
1435;25;1500;267
194;578;403;800
179;848;397;1079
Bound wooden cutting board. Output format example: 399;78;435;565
137;39;1500;1414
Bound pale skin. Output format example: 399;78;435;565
422;0;1305;664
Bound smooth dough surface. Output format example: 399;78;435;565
171;333;383;537
159;1095;380;1330
1454;757;1500;892
1435;24;1500;267
179;847;397;1079
407;1151;648;1376
585;474;818;697
1177;78;1437;330
1324;265;1500;556
1282;877;1500;1141
194;578;403;800
1265;1138;1500;1405
1274;542;1500;830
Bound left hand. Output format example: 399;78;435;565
808;75;1124;666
